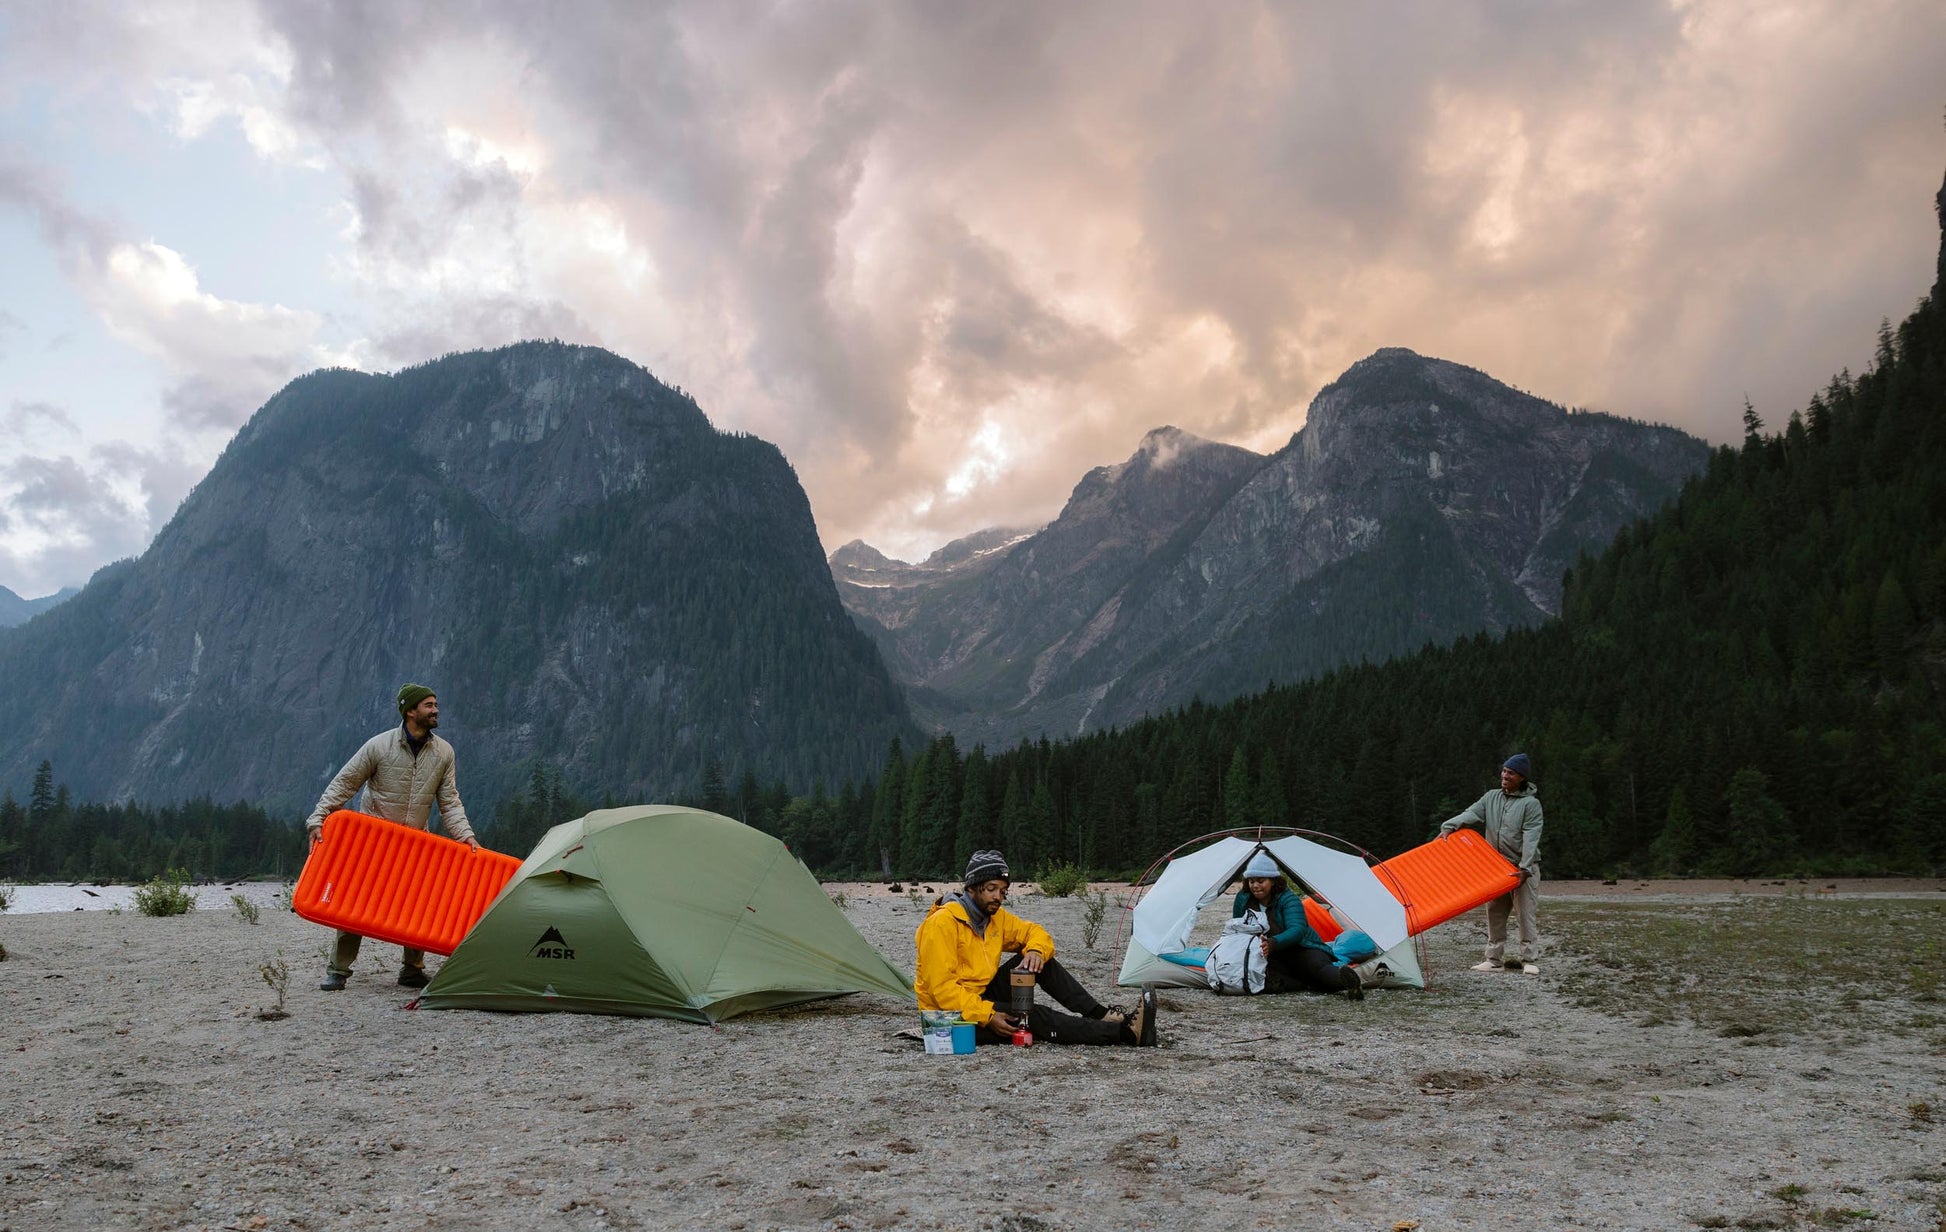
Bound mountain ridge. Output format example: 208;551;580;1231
837;349;1708;746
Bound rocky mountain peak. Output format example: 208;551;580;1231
0;341;913;814
830;539;900;573
840;348;1708;748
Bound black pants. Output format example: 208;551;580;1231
1267;945;1351;995
982;955;1124;1046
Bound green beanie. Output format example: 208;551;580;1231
397;683;435;716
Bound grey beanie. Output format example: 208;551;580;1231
964;849;1010;887
1243;850;1281;880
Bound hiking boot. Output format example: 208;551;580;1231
1340;965;1365;1001
397;966;429;989
319;972;348;991
1123;984;1159;1047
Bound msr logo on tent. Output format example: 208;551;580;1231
529;926;575;960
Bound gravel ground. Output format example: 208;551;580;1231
3;880;1944;1232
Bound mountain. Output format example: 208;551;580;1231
0;342;914;817
838;359;1708;747
0;585;77;628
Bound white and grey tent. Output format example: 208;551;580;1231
1117;833;1425;990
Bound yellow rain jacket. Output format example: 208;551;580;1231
915;897;1054;1026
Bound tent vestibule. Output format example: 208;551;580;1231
1118;834;1422;991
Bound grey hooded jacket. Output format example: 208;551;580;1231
1439;783;1542;874
304;726;474;843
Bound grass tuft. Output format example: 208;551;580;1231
231;894;261;925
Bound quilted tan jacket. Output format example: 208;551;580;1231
304;725;474;843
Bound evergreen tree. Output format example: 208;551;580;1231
1648;785;1695;875
869;740;906;878
1254;748;1288;829
998;770;1027;858
955;746;991;871
1222;746;1253;830
699;758;727;816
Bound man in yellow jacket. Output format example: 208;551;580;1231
916;849;1157;1047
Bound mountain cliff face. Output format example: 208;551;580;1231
0;342;913;815
838;350;1708;746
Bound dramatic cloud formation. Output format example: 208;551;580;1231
1;0;1942;592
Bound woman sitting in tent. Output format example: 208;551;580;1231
1234;851;1364;1000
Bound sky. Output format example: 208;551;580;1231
0;2;1942;598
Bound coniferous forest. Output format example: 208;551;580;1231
4;181;1943;886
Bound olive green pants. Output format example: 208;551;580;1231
329;931;424;977
1484;874;1539;964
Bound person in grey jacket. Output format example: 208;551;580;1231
1440;753;1544;973
305;683;478;991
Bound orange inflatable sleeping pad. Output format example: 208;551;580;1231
293;809;522;956
1301;829;1521;940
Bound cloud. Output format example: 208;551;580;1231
87;239;324;430
0;156;326;589
0;445;166;597
3;0;1944;583
3;400;80;440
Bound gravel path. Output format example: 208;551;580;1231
2;884;1943;1231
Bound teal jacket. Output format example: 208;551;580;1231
1231;887;1333;955
1439;783;1543;873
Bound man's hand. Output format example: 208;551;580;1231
986;1012;1018;1038
1016;951;1045;974
463;836;480;852
308;829;322;851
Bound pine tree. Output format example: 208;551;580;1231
1648;785;1695;875
998;770;1027;857
1872;570;1914;681
1223;746;1253;830
955;747;991;872
870;740;907;877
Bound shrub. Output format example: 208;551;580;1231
231;894;261;925
1081;889;1110;949
0;884;11;911
132;869;196;917
0;940;7;961
1035;863;1088;898
257;955;290;1021
827;890;850;911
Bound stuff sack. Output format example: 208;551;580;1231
1328;929;1378;965
1206;908;1270;995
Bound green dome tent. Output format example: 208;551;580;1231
416;805;913;1023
